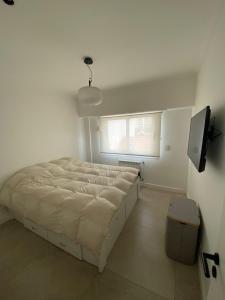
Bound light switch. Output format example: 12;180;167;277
165;145;171;151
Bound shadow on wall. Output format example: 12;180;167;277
77;71;197;117
207;104;225;173
197;207;211;298
196;104;225;299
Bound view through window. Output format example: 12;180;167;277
99;112;162;156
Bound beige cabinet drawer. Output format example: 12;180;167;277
47;231;82;259
23;219;48;239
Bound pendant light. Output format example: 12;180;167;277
78;56;103;106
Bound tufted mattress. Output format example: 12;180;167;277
0;157;139;255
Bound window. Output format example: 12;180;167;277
99;112;162;157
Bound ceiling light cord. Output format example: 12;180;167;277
87;64;93;87
78;56;102;106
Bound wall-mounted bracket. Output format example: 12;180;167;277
208;126;222;141
208;117;223;141
202;252;220;278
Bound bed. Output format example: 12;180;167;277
0;158;140;271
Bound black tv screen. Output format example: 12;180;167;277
187;106;211;172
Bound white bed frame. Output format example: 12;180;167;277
0;179;140;272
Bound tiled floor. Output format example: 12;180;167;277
0;187;201;300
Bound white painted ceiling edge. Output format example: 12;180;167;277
0;0;221;96
78;71;197;117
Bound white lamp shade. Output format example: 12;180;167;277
78;86;103;106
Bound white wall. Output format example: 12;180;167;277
78;72;196;117
0;1;89;187
187;2;225;299
85;107;192;193
0;88;84;186
79;72;196;193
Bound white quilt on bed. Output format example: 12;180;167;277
0;158;138;255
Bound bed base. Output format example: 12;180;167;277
0;179;140;272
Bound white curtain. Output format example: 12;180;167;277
99;112;162;157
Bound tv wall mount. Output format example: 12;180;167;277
208;118;223;141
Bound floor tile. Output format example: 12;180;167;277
80;269;168;300
0;231;55;286
45;251;98;300
0;188;201;300
1;243;97;300
174;262;201;300
107;191;176;299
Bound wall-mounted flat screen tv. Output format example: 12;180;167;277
187;106;211;172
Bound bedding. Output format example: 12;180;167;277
0;158;138;255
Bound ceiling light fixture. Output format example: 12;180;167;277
3;0;15;5
78;56;103;106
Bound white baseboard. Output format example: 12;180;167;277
140;182;186;195
0;206;13;225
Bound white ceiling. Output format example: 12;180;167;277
0;0;221;93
